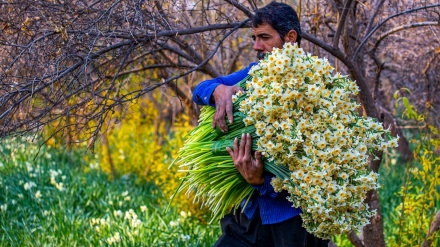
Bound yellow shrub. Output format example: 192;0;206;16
95;92;210;219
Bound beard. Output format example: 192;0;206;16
257;51;267;60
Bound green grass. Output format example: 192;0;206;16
1;137;438;247
0;137;220;246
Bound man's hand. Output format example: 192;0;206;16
226;133;264;186
212;84;243;132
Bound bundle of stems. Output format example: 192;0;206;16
172;77;289;222
173;43;398;238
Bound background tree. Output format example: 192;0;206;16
1;0;439;246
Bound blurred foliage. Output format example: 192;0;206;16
91;91;212;220
37;85;440;246
383;91;440;247
0;136;219;246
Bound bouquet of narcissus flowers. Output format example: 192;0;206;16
173;42;398;239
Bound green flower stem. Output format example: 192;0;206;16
212;139;258;156
265;161;290;180
213;112;247;138
219;125;257;140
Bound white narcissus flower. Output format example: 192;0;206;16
175;41;399;239
241;42;397;238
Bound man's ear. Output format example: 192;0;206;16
284;30;297;44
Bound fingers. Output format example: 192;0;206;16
244;133;252;158
255;151;263;169
226;98;234;125
236;134;253;167
233;137;239;156
226;146;233;157
213;104;227;131
228;134;249;164
212;84;242;132
229;135;264;185
238;134;246;159
211;112;216;129
226;137;238;159
236;86;245;93
226;101;234;124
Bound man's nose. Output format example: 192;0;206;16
253;39;264;51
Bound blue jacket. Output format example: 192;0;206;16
192;62;302;224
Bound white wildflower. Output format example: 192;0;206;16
35;190;42;199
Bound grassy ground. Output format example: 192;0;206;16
0;137;219;246
1;137;437;246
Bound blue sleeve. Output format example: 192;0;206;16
192;63;258;106
251;173;279;199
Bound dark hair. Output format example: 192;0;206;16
252;1;302;46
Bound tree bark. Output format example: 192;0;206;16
421;210;440;247
101;133;117;178
347;231;365;247
363;189;386;247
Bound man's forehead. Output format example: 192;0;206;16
252;23;277;35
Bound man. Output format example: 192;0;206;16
193;2;329;246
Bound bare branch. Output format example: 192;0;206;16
347;231;365;247
145;22;252;38
104;64;194;79
365;0;386;35
333;0;353;48
374;21;439;51
247;0;258;11
421;210;440;247
224;0;254;18
422;47;440;74
140;18;250;94
353;3;440;59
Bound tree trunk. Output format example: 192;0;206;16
421;210;440;247
363;189;386;247
101;133;117;178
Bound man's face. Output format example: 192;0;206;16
252;23;284;60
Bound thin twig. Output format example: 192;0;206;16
333;0;353;48
140;19;250;95
373;21;439;51
353;3;440;59
224;0;253;17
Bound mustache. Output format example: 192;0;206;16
257;51;267;60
